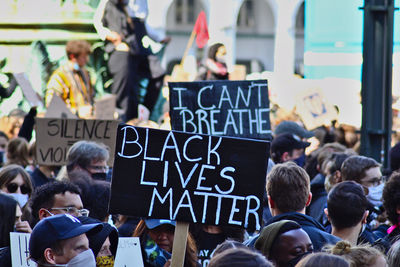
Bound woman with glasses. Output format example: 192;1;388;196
0;164;33;234
0;164;33;208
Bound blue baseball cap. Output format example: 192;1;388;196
145;219;176;229
29;214;102;261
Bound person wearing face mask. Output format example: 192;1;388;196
340;156;385;231
270;133;310;167
45;40;95;118
133;219;198;267
29;214;102;267
255;220;314;267
0;164;33;209
0;194;30;267
197;43;229;81
64;140;110;181
79;216;119;267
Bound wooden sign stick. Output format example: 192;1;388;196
171;221;189;267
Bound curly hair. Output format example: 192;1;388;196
296;253;349;267
326;240;385;267
383;172;400;225
29;181;81;227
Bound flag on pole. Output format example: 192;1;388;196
193;11;209;48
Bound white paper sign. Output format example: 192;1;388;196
13;73;43;107
10;232;35;267
114;237;144;267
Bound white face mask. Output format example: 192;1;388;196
216;55;226;63
41;249;96;267
367;183;384;207
65;249;96;267
8;193;28;207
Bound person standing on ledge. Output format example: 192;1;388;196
45;40;95;118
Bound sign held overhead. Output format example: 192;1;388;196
169;80;271;140
109;125;270;230
35;118;119;166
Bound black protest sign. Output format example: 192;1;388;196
109;124;270;230
169;80;271;140
35;118;119;166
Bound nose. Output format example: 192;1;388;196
157;232;168;240
16;187;22;194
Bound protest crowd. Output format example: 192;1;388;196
0;1;399;267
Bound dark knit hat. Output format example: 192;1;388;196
254;220;301;258
78;216;119;257
275;121;314;139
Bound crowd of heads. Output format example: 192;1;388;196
3;109;400;267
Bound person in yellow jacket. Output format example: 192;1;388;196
46;40;95;118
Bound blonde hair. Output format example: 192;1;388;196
326;241;385;267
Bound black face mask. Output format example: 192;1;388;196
92;172;107;181
286;251;312;267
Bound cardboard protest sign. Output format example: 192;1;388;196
35;118;119;166
13;72;43;107
45;94;78;119
114;237;144;267
10;232;35;267
109;125;270;230
295;87;338;130
94;94;117;120
169;80;271;140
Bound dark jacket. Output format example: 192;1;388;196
267;212;340;251
102;0;150;55
307;173;327;225
244;212;340;251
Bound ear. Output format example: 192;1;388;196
38;208;50;220
305;192;312;207
396;206;400;215
334;170;342;184
362;210;369;224
268;196;275;209
281;152;290;162
44;248;57;264
324;208;331;222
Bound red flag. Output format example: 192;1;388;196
193;11;209;48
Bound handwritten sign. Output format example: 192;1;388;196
114;237;144;267
13;73;43;107
295;87;338;130
35;118;119;166
10;232;35;267
169;80;271;140
109;125;270;230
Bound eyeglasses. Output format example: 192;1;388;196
88;165;109;173
7;183;31;194
364;176;384;187
49;207;90;217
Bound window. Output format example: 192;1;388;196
237;0;255;29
